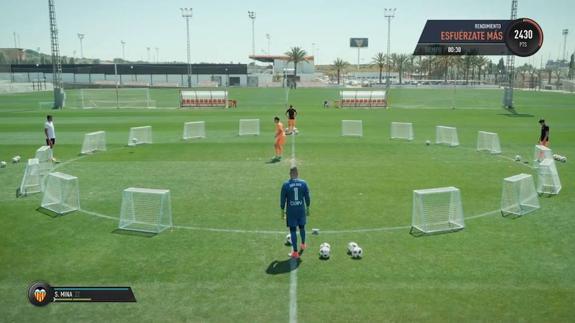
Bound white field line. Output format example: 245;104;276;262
289;259;298;323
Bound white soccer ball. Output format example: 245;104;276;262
12;155;21;163
319;246;330;259
285;233;292;246
425;140;431;146
0;161;6;168
320;242;331;250
132;138;138;144
514;155;521;162
561;156;567;163
347;242;358;255
351;246;363;259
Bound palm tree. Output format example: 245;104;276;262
475;56;488;82
284;47;307;82
390;53;410;84
333;58;349;85
372;52;386;84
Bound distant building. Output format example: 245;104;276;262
249;55;315;75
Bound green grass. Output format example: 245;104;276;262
1;87;574;322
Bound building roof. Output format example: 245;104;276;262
249;55;314;63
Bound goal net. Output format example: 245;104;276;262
119;187;173;233
477;131;501;154
339;91;387;108
41;172;80;215
411;186;464;235
18;158;42;196
501;173;540;217
128;126;153;146
35;146;53;174
239;119;260;136
390;122;414;141
341;120;363;137
81;131;107;154
537;158;561;195
180;90;228;108
183;121;206;140
533;144;553;168
435;126;459;147
78;88;156;109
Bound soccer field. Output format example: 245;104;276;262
1;87;574;321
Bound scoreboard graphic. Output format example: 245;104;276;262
28;282;136;306
413;18;543;57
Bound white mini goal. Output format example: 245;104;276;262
342;120;363;137
128;126;153;146
41;172;80;215
477;131;501;154
81;131;107;154
435;126;459;147
533;144;553;168
119;187;173;233
18;158;42;196
411;186;464;235
239;119;260;136
183;121;206;140
35;146;53;174
537;158;561;195
390;122;414;141
501;173;540;217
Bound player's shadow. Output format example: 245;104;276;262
497;113;534;118
112;228;157;238
265;258;301;275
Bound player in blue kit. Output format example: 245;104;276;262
280;167;311;259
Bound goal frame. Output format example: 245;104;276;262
390;122;414;141
501;173;540;217
238;119;260;136
40;172;80;215
119;187;173;234
341;120;363;137
536;158;561;196
17;158;42;197
78;88;155;109
477;131;501;154
410;186;465;236
435;126;459;147
183;121;206;140
81;131;107;154
128;126;153;146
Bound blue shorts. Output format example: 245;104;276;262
286;212;306;227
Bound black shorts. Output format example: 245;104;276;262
46;138;56;146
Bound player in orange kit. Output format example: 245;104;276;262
271;116;286;163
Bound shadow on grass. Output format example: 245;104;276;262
497;113;535;118
265;258;301;275
409;227;464;238
36;207;69;218
112;228;157;238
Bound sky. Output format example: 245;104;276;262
1;0;574;66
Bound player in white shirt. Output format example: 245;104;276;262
44;115;57;161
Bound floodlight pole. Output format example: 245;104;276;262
266;33;271;54
146;47;151;63
155;47;159;63
121;40;126;61
77;33;85;58
384;8;396;88
248;11;256;56
181;8;193;87
562;29;569;62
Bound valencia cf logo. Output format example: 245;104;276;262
28;282;53;306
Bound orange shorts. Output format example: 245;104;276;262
276;136;286;146
288;119;296;128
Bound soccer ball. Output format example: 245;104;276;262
347;242;358;255
351;246;363;259
560;156;567;163
320;242;331;250
514;155;521;162
285;233;292;246
0;161;6;168
425;140;431;146
319;246;330;259
132;138;138;144
12;155;21;163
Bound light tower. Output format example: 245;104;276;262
48;0;64;109
384;8;396;88
266;33;271;54
248;11;256;56
562;29;569;62
77;33;85;58
146;47;151;62
155;47;159;63
121;40;126;60
503;0;518;111
180;7;193;87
